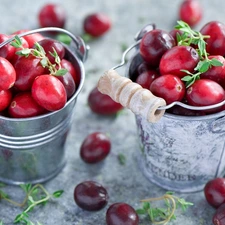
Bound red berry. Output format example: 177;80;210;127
83;13;111;37
179;0;202;27
12;29;44;48
150;74;185;104
135;69;159;89
8;92;45;118
37;38;65;64
186;79;225;108
74;181;108;211
200;21;225;56
88;87;123;115
13;55;46;91
0;89;12;112
31;74;67;111
80;132;111;164
38;3;66;28
0;56;16;90
106;203;139;225
159;45;199;78
204;178;225;208
139;29;175;67
213;203;225;225
0;33;15;60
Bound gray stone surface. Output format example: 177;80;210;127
0;0;224;224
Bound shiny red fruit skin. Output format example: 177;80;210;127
88;87;123;115
139;29;175;67
37;38;65;64
61;59;79;86
83;13;111;37
31;75;67;111
12;29;44;48
56;71;76;99
0;57;16;90
8;92;45;118
150;74;185;104
13;55;46;91
80;132;111;164
0;33;15;60
213;203;225;225
38;3;66;28
204;178;225;209
201;55;225;88
0;89;12;112
74;181;108;211
186;79;225;107
106;203;139;225
135;69;159;89
159;45;199;78
179;0;202;27
200;21;225;56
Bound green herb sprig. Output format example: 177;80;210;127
0;183;63;225
11;36;67;76
175;20;223;87
136;192;193;224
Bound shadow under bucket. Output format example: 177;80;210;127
0;28;87;185
128;52;225;193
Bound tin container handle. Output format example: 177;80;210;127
97;69;166;123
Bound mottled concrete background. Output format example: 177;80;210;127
0;0;224;224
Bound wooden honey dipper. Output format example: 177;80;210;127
97;69;167;123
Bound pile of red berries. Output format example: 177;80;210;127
133;20;225;116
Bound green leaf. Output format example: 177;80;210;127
118;153;126;165
55;68;68;76
40;58;48;68
52;190;64;198
181;75;192;82
143;202;150;211
0;190;9;199
0;220;3;225
210;58;223;67
11;35;22;48
34;43;45;54
136;208;147;215
196;60;210;73
20;184;32;193
56;34;72;45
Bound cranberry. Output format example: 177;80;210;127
150;74;185;104
0;33;15;60
204;178;225;208
167;105;205;116
88;87;123;115
8;92;45;118
139;29;175;67
159;45;199;78
136;61;153;74
38;3;66;28
13;55;46;91
80;132;111;164
56;71;76;99
74;181;108;211
106;202;139;225
0;89;12;112
0;56;16;90
179;0;202;27
213;203;225;225
201;55;225;88
83;13;111;37
12;29;44;48
31;74;67;111
186;79;225;111
135;69;159;89
200;21;225;56
37;38;65;65
61;59;79;86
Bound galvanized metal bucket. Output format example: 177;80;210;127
127;52;225;193
0;28;88;185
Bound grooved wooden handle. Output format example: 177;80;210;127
97;69;166;123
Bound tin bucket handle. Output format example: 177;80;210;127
0;27;89;62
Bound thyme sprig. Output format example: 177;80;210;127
11;35;67;76
136;192;193;224
175;20;223;87
0;183;63;225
